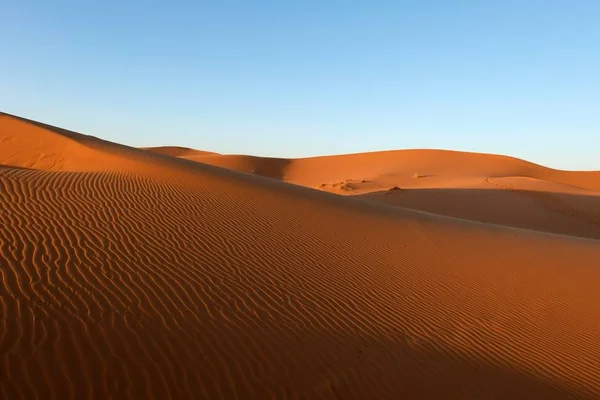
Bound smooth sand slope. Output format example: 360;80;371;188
145;148;600;240
2;112;600;399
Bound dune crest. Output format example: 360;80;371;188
2;112;600;399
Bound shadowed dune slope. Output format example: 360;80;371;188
363;186;600;241
180;154;292;180
144;146;219;157
2;113;600;399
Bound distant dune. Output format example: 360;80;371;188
2;111;600;399
143;146;219;158
149;147;600;240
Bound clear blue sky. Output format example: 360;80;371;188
2;1;599;169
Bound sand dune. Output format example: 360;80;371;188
144;146;219;158
159;147;600;191
158;147;600;239
2;112;600;399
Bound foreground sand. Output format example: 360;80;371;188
2;112;600;399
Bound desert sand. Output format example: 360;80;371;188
146;147;600;240
2;111;600;399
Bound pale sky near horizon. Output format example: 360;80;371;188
1;1;599;170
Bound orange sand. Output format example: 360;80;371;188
2;111;600;399
148;147;600;240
